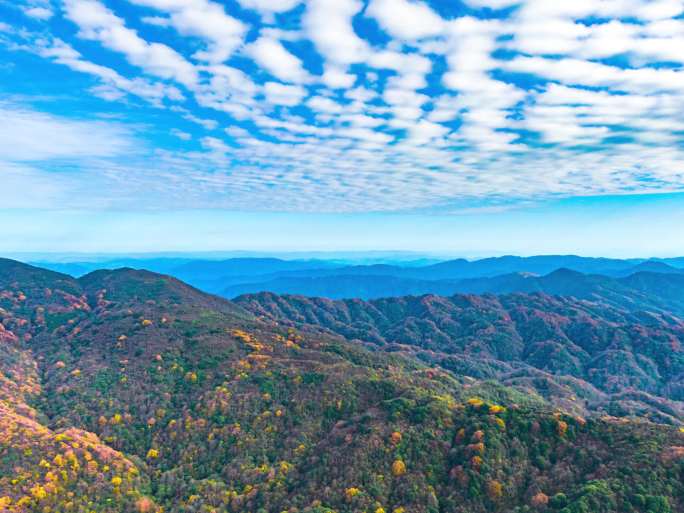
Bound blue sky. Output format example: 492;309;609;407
1;0;684;256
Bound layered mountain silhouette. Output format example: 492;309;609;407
223;268;684;323
2;258;684;513
34;255;684;300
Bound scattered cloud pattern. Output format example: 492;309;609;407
2;0;684;212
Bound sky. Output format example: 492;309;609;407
1;0;684;256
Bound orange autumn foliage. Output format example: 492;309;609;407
136;496;156;513
391;460;406;476
487;480;503;500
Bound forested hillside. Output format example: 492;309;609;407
1;259;684;513
237;291;684;424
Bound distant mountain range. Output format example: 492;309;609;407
30;255;684;302
222;267;684;311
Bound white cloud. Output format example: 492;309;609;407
173;108;219;130
246;37;310;83
442;17;524;150
237;0;300;19
508;17;590;55
6;0;684;214
368;50;431;74
194;64;259;120
322;66;357;88
464;0;521;8
263;82;307;106
339;113;385;128
200;136;231;153
0;102;135;161
509;0;681;26
226;126;251;139
171;128;192;140
303;0;369;65
24;6;54;20
141;15;171;27
575;20;684;66
2;163;69;208
307;95;344;114
408;119;449;142
636;0;683;20
339;127;393;144
127;0;247;63
504;56;684;94
37;39;184;104
64;0;198;87
345;87;377;103
367;0;445;40
520;83;684;146
383;87;429;108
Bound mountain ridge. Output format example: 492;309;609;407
236;289;684;424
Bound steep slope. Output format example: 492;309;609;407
621;272;684;314
0;261;156;511
237;291;684;424
2;260;684;513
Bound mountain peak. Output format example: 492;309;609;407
0;258;81;296
0;257;73;281
628;260;683;275
544;267;586;279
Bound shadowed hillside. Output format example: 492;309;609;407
236;291;684;424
